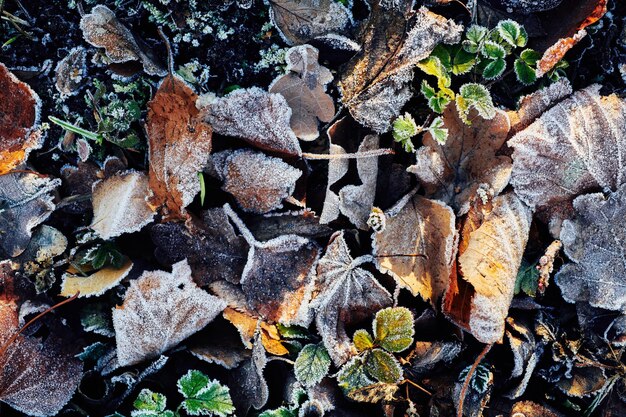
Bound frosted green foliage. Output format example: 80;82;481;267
294;343;332;387
259;408;296;417
421;80;453;114
496;20;528;48
177;370;235;416
427;117;448;144
417;56;451;90
392;113;420;152
456;83;496;124
515;259;540;297
132;389;174;417
353;329;374;352
462;25;489;54
514;49;541;85
364;349;402;383
337;356;375;392
459;363;493;394
373;307;415;352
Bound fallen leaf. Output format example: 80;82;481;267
229;333;269;413
200;87;302;156
407;341;463;375
80;5;166;76
312;231;393;366
0;172;61;258
55;46;87;96
60;258;133;298
268;0;352;46
509;84;626;236
112;259;226;366
245;209;333;241
90;171;155;239
505;317;543;399
510;401;563;417
408;104;512;215
222;307;289;356
372;191;457;305
211;148;302;214
15;225;67;293
146;74;213;220
0;63;43;175
339;5;462;132
270;45;335;141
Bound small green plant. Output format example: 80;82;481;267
392;113;448;152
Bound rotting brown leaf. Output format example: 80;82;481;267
146;74;213;221
55;47;87;96
229;333;269;414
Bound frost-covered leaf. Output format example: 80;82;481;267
312;231;392;366
408;103;512;214
555;185;626;311
80;5;166;76
200;87;301;157
496;20;528;47
339;5;462;132
55;47;87;96
147;74;212;221
211;149;302;214
509;84;626;235
346;383;399;403
510;401;561;417
372;307;414;353
337;356;374;392
112;260;226;366
505;317;542;399
408;341;462;375
91;171;155;239
220;306;289;356
372;191;457;304
455;83;496;124
270;45;335;141
60;258;133;298
0;172;61;258
0;63;43;175
444;192;532;344
178;370;235;416
190;336;250;370
392;113;419;153
514;259;540;297
132;389;173;417
15;225;67;293
268;0;352;46
80;302;115;337
364;349;402;384
294;343;331;387
353;329;374;352
230;334;269;413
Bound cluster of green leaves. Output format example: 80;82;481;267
72;241;126;272
514;258;541;297
391;113;448;153
336;307;415;396
112;370;234;417
258;383;317;417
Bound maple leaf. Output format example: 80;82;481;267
312;231;392;366
372;191;457;305
408;104;512;215
339;5;462;132
112;260;226;366
0;63;43;175
146;74;213;221
270;45;335;141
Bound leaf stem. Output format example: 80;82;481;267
457;343;492;417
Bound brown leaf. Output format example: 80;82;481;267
245;209;333;241
80;5;166;76
510;401;563;417
270;45;335;141
372;191;457;305
339;5;462;132
54;47;87;96
509;84;626;235
112;259;226;366
146;74;213;221
60;258;133;298
408;104;512;215
229;333;269;413
0;63;43;175
222;307;289;356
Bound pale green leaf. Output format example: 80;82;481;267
392;113;420;153
373;307;415;352
353;329;375;352
456;83;496;124
481;41;505;60
294;343;331;387
417;56;451;89
497;20;527;47
463;25;489;53
427;117;448;145
132;389;174;417
364;349;402;383
177;370;235;416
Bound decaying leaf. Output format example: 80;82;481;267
372;191;457;305
267;0;352;46
230;333;269;413
270;45;335;141
80;5;166;76
0;63;43;175
444;192;532;344
15;225;67;293
339;5;463;132
245;210;333;241
146;74;213;220
190;341;250;370
408;104;512;215
90;171;155;239
200;87;302;157
509;84;626;235
211;149;302;214
505;317;543;399
60;258;133;298
112;260;226;366
555;184;626;311
221;306;289;356
0;172;61;258
510;401;562;417
312;231;392;366
55;47;87;96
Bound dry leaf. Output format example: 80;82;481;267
313;231;393;366
372;191;457;305
408;104;512;215
90;171;155;239
339;5;462;132
230;333;269;413
211;149;302;214
509;84;626;235
112;259;226;366
222;307;289;356
510;401;563;417
555;184;626;311
15;225;68;293
190;338;250;370
0;63;43;175
60;258;133;298
270;45;335;141
200;87;302;157
444;192;531;344
268;0;352;45
245;209;333;241
80;5;166;76
147;74;213;220
0;172;61;258
55;46;87;96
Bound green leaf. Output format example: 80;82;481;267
392;113;420;153
49;116;102;142
481;41;506;60
456;83;496;124
198;173;206;206
420;80;437;99
497;20;527;47
463;25;489;53
428;117;448;145
294;343;331;387
76;341;109;361
364;349;403;383
337;356;374;392
276;323;310;339
132;389;174;417
417;56;451;89
520;49;541;66
258;408;297;417
459;363;493;394
80;302;114;337
373;307;414;352
430;44;452;70
514;59;537;85
421;81;453;114
353;329;375;352
177;370;235;416
515;259;540;297
482;58;506;80
451;47;477;75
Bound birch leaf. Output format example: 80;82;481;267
112;260;226;366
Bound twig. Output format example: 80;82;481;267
302;148;394;160
402;378;433;396
457;343;492;417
